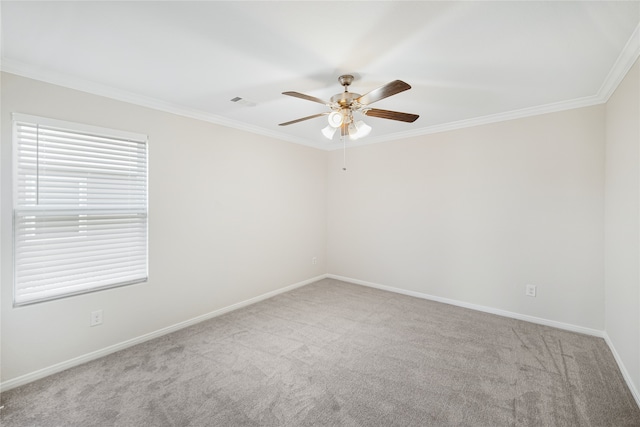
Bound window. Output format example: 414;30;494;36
13;113;148;305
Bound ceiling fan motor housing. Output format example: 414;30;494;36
330;92;361;108
332;74;361;108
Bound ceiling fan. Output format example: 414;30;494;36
279;74;419;140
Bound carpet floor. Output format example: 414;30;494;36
1;278;639;426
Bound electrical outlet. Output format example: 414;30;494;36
525;284;537;297
90;309;103;327
312;257;317;265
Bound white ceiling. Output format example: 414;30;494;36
2;1;640;150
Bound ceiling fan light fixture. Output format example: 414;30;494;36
321;125;337;140
349;120;372;140
327;111;344;128
279;75;418;144
347;122;358;139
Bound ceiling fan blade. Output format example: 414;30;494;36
282;91;330;106
356;80;411;105
279;112;328;126
364;108;419;123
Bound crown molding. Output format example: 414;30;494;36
4;15;639;154
332;21;640;152
597;21;640;102
0;58;322;150
329;94;605;151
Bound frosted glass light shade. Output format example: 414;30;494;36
327;111;344;128
349;121;372;140
321;125;337;139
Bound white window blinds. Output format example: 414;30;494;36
13;113;148;305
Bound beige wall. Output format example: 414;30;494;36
0;73;328;383
328;106;605;331
605;58;640;399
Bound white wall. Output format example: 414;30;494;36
328;106;605;331
0;73;328;384
2;64;639;401
605;58;640;399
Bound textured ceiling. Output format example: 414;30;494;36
2;1;639;149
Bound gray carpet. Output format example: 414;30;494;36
1;278;639;426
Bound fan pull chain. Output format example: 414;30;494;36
342;134;347;171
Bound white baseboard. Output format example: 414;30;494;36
326;274;640;409
330;275;640;410
603;332;640;408
6;272;638;413
0;274;328;392
327;274;604;337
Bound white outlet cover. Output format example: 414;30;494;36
525;285;537;297
90;309;103;326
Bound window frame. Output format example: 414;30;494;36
12;113;149;306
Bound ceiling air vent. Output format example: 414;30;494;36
230;97;256;107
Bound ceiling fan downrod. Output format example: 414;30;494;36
331;75;361;109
